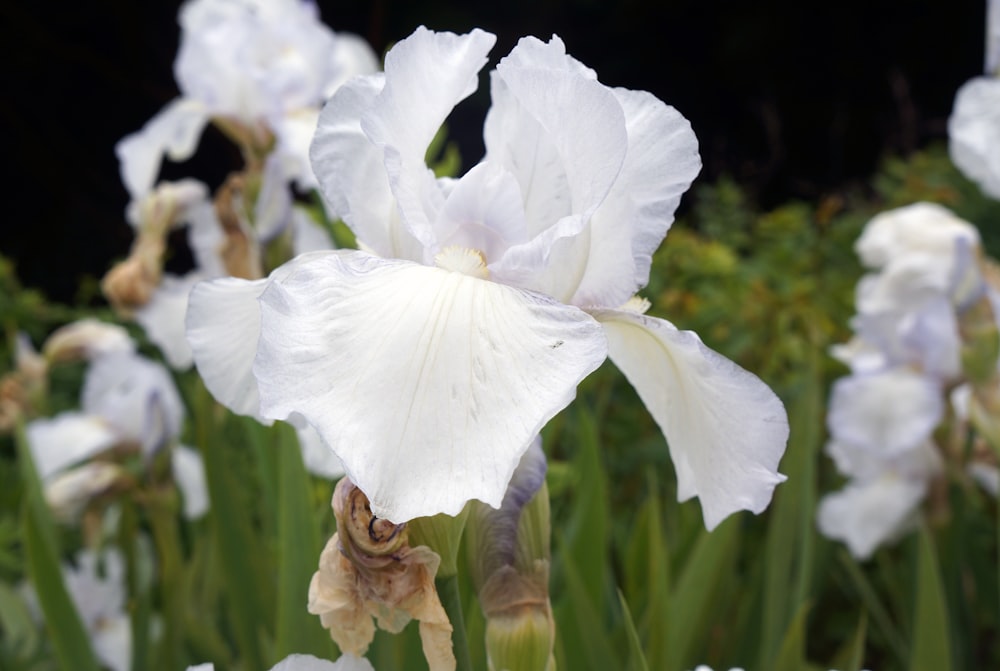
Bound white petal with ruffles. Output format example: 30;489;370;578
360;27;497;249
115;98;210;199
855;202;980;269
577;88;700;308
485;36;629;301
311;74;423;261
593;308;788;530
254;251;608;522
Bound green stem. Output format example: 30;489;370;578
147;493;185;671
436;573;473;671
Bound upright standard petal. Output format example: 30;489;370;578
485;36;630;301
360;27;497;250
593;309;788;530
312;74;423;261
254;251;608;522
576;88;700;308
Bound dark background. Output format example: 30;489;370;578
0;0;988;304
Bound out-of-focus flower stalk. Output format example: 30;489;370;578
102;182;205;312
960;261;1000;453
213;173;264;280
0;333;48;431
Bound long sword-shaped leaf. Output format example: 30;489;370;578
15;421;101;671
190;381;269;669
759;350;821;670
274;421;336;660
664;517;739;671
909;526;953;671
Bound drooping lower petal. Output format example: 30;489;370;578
593;308;788;530
185;251;338;420
134;273;204;370
254;251;607;522
289;415;345;480
187;275;270;419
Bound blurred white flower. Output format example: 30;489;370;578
849;203;982;379
187;653;374;670
27;344;208;520
188;27;788;527
116;0;379;212
949;1;1000;199
819;203;987;558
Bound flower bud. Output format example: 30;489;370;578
466;439;555;671
213;174;263;280
483;591;555;671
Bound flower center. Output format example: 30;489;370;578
434;246;489;279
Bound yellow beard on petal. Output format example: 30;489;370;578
434;246;489;280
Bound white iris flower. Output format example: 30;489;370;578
187;27;789;526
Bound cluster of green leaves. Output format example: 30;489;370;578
2;144;1000;671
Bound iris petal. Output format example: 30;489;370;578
254;251;607;522
594;308;788;530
